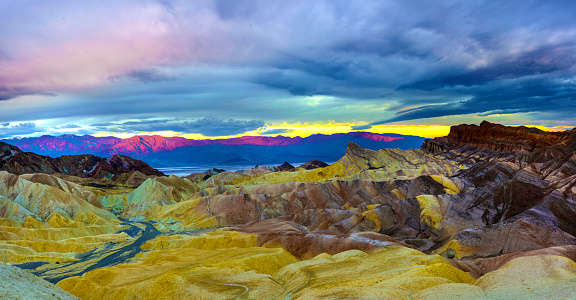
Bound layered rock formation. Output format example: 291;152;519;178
57;226;576;299
98;142;463;235
214;142;463;187
422;120;575;155
0;171;130;265
57;229;476;299
2;122;576;299
416;122;576;264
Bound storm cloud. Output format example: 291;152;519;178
0;0;575;136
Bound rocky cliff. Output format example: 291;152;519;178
422;120;575;155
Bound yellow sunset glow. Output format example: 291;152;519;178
92;122;570;140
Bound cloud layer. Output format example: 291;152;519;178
92;118;265;136
1;0;575;138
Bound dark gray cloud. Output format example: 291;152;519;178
14;122;35;128
94;117;266;136
0;87;32;101
116;69;176;84
367;76;576;126
351;125;371;131
399;45;576;90
90;122;115;127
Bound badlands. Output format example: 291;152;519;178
1;121;576;299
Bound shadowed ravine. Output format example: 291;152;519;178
17;221;161;284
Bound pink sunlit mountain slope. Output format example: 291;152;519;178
3;132;409;157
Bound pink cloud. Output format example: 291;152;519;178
0;1;246;99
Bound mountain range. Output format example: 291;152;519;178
2;132;425;168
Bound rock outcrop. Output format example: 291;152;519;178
422;120;575;155
184;168;225;182
299;159;329;170
0;141;21;167
233;162;296;176
0;141;164;180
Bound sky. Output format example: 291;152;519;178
1;0;575;139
